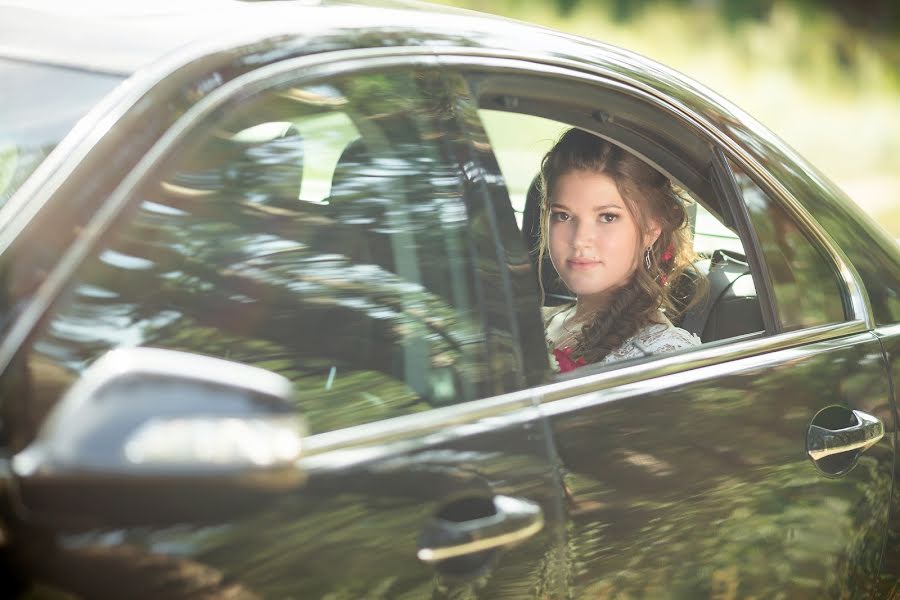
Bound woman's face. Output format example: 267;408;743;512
548;169;656;303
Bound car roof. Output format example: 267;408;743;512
0;0;805;210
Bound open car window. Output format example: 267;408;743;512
476;106;761;357
463;71;775;378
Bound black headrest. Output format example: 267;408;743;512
329;137;371;197
163;122;304;206
521;174;571;306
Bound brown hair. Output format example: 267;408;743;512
538;128;704;364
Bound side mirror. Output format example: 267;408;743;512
11;347;307;527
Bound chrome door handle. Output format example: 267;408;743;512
807;409;884;461
417;495;544;563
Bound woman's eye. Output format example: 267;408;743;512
550;212;570;222
599;213;618;224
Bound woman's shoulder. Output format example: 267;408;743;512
602;315;700;364
542;304;573;321
632;319;701;354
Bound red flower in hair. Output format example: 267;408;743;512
661;243;674;264
657;242;675;286
553;347;587;373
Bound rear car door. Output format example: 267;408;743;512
0;54;564;598
450;61;895;599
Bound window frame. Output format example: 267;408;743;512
438;56;869;387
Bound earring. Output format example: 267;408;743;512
644;246;652;270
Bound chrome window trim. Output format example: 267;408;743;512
298;388;540;472
537;329;879;417
717;152;873;330
294;321;868;468
534;320;867;406
0;48;441;374
434;51;873;329
875;323;900;340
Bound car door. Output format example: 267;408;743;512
0;55;565;598
448;62;894;599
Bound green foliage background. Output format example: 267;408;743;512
433;0;900;238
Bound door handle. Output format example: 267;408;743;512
417;495;544;563
807;409;884;461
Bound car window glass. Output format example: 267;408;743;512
0;58;123;208
22;70;495;436
729;160;846;329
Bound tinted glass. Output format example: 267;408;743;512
730;160;845;329
0;58;122;208
23;70;493;435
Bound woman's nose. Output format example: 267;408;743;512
572;221;595;247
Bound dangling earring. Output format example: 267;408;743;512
644;246;652;270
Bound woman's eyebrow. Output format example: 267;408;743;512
550;202;622;211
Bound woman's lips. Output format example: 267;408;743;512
567;258;600;270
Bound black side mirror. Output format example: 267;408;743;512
11;347;307;528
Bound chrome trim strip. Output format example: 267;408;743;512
535;321;868;406
298;322;866;467
874;323;900;340
298;388;538;469
538;328;877;417
435;52;874;328
0;48;439;375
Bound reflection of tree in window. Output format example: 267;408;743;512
730;161;844;330
30;70;491;434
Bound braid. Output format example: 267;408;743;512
573;277;658;364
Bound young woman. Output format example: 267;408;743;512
540;128;704;372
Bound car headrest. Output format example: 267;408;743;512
161;122;304;207
329;137;371;197
521;173;571;306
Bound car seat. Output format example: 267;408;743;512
159;121;304;211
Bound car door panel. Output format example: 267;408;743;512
7;402;563;599
872;325;900;598
539;332;892;598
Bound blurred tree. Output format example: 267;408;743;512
551;0;900;70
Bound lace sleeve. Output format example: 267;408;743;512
602;323;701;365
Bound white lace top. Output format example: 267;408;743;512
544;305;701;372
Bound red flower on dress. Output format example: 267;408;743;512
553;346;586;373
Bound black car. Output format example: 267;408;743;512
2;1;900;598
